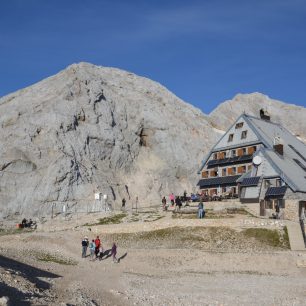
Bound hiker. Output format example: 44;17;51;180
98;244;104;261
198;202;205;219
89;239;96;260
21;218;27;228
95;236;101;258
162;196;167;211
183;190;187;202
111;242;118;263
81;236;89;258
175;196;182;212
169;193;175;206
122;198;126;209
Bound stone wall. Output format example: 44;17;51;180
283;200;299;222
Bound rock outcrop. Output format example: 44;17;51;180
0;63;305;217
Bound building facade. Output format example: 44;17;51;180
197;111;306;223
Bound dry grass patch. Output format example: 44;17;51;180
84;213;127;226
243;227;290;249
34;252;77;265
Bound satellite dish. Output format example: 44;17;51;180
253;156;262;166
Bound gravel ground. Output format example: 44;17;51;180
0;210;306;305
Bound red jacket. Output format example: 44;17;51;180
95;238;101;248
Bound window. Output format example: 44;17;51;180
213;153;218;160
248;146;257;155
241;130;248;139
222;168;227;176
220;152;226;159
235;122;244;129
228;134;234;142
276;179;281;187
202;171;208;178
242;165;246;173
231;150;236;157
242;148;247;155
232;167;236;174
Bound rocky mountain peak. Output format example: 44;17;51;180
0;63;216;217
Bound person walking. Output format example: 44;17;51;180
89;239;96;260
81;236;89;258
169;193;175;206
122;198;126;209
198;202;205;219
111;242;118;263
95;236;101;258
162;196;167;211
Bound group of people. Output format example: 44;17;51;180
21;218;36;229
162;191;190;210
81;236;118;263
162;193;206;218
162;192;188;211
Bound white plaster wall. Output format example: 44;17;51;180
214;117;259;150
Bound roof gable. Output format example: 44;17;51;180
213;114;260;151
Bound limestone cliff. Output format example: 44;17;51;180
0;63;217;216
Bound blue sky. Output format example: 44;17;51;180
0;0;306;113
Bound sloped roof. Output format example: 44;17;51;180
245;114;306;193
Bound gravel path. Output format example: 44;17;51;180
0;211;306;305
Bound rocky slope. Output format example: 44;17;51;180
0;63;218;217
0;63;305;217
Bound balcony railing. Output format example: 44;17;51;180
207;154;252;168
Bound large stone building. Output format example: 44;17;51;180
197;110;306;222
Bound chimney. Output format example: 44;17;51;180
274;144;284;156
260;109;270;121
